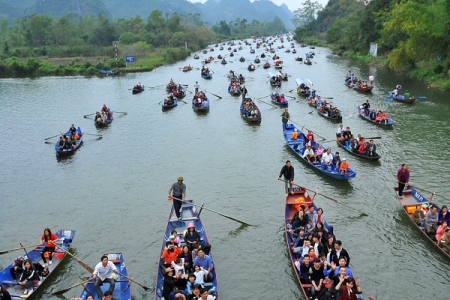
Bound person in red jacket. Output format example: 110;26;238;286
161;243;182;268
40;228;59;266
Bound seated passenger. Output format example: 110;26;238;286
193;249;214;282
68;124;76;135
439;206;450;223
184;223;200;250
291;129;298;140
101;104;108;112
302;145;316;163
366;140;377;157
315;145;324;160
306;130;315;142
333;151;341;169
322;148;333;167
339;158;349;174
18;260;40;295
411;205;425;226
438;229;450;253
58;136;65;150
436;221;450;242
369;109;377;120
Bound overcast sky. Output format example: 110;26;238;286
187;0;330;12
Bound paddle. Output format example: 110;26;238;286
322;97;333;99
53;244;94;273
287;119;326;141
205;90;222;99
417;96;427;99
384;97;393;101
51;279;92;295
345;111;359;119
178;98;188;104
285;95;296;100
407;185;448;200
308;110;315;114
44;134;61;141
83;113;96;118
279;180;369;217
172;197;252;226
83;133;102;137
0;243;41;255
116;272;150;291
288;88;296;93
113;111;127;115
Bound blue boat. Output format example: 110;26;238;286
387;91;416;103
305;52;314;59
357;106;394;127
155;200;219;300
162;98;178;110
201;71;213;80
79;253;131;300
55;127;83;156
0;229;76;300
283;123;356;180
98;69;119;76
192;95;210;112
270;92;288;107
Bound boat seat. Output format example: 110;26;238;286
301;283;312;289
203;282;213;287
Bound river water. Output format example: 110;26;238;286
1;38;449;300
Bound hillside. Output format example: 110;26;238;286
1;0;294;29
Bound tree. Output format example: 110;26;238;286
292;0;323;31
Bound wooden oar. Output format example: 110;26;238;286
417;96;427;99
285;95;296;100
205;90;222;99
117;272;150;291
279;180;369;217
178;98;188;104
308;110;315;114
172;197;252;226
287;119;326;141
345;111;358;119
83;133;102;137
384;97;393;101
408;185;448;200
51;279;92;295
83;113;96;118
0;243;41;255
322;97;333;99
113;111;127;115
288;88;296;93
53;244;94;273
44;134;61;142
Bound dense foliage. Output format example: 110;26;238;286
293;0;450;89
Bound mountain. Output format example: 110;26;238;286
195;0;294;28
0;0;294;29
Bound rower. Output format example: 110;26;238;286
361;100;370;115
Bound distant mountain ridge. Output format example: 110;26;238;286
1;0;294;29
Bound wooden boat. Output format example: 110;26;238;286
295;57;303;61
162;98;178;110
173;86;186;99
388;91;416;103
0;229;75;299
182;66;193;72
192;96;210;112
261;53;266;58
98;69;118;76
309;45;315;49
274;59;283;69
285;188;335;300
202;49;208;54
217;54;223;59
166;83;176;92
221;59;227;65
296;77;312;97
193;54;199;59
95;110;113;127
277;72;288;81
219;46;223;50
316;106;342;122
305;52;314;59
55;127;83;156
78;253;131;300
283;123;356;180
292;49;297;54
247;64;256;71
357;106;394;126
254;58;261;63
240;97;261;123
229;52;234;57
132;86;144;94
285;49;291;53
228;82;241;96
336;138;381;161
270;92;288;107
239;57;246;62
201;71;213;80
155;200;219;300
345;81;373;93
250;49;255;54
393;186;450;258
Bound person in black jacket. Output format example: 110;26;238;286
0;285;12;300
278;160;295;196
329;240;350;267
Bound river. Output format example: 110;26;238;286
1;37;449;300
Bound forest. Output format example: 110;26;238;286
293;0;450;89
0;10;286;77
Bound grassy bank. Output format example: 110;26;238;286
0;46;190;78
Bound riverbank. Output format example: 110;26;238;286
0;47;190;78
328;46;450;91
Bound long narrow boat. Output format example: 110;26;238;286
313;105;342;122
270;93;288;107
162;98;178;111
336;138;381;161
99;69;119;76
268;72;282;87
345;81;373;93
155;200;219;300
388;92;416;104
201;71;213;80
79;253;131;300
192;96;210;112
285;187;335;300
228;82;241;96
173;86;186;99
240;97;261;123
55;127;83;156
0;229;76;300
296;77;313;97
95;110;113;127
357;106;394;127
283;123;356;180
393;186;450;258
132;86;144;94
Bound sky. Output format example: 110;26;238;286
187;0;330;12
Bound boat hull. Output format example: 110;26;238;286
55;128;83;156
336;138;381;161
357;106;394;126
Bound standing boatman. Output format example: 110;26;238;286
368;73;374;86
194;81;200;94
281;108;290;132
168;176;186;220
278;160;295;197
